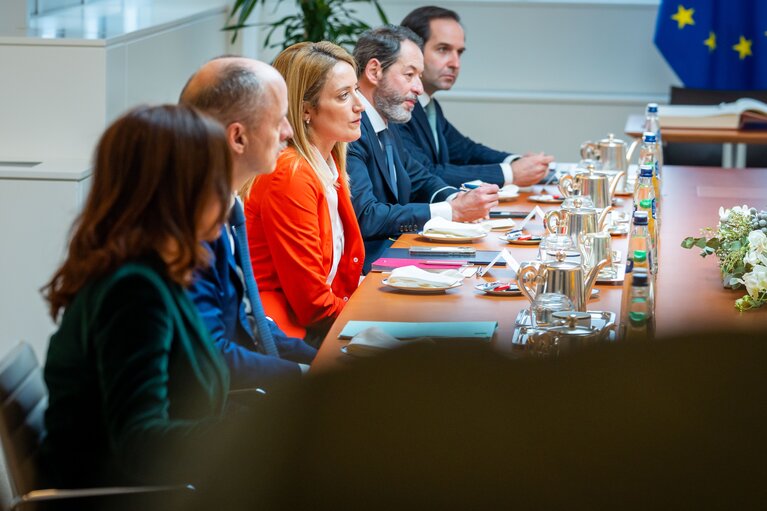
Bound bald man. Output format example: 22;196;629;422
182;57;317;390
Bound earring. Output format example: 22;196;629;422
304;118;310;126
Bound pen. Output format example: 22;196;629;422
461;182;480;190
423;260;465;266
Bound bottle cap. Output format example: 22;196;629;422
643;132;657;143
647;103;658;113
632;269;649;285
639;199;653;209
633;211;649;225
639;165;654;177
633;250;647;262
629;311;648;326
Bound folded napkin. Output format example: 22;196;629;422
422;217;489;238
343;327;431;357
499;184;520;198
387;265;464;288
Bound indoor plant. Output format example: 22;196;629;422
225;0;388;49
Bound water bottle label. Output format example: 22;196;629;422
652;198;657;219
626;259;634;274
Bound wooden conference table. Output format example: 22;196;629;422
313;166;767;373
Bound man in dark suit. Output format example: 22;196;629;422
398;6;554;188
180;57;316;390
350;25;500;270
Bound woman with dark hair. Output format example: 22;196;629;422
41;104;232;487
244;42;365;344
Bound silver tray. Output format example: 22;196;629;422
512;309;617;347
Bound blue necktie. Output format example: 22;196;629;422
378;128;399;200
425;101;440;154
228;200;280;358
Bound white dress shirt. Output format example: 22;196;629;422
358;92;453;220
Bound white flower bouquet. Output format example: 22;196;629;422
682;205;767;312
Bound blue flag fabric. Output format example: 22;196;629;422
654;0;767;90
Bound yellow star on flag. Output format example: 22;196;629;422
704;32;716;51
671;5;695;29
732;36;753;60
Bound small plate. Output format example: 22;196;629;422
418;231;488;243
480;218;516;231
382;278;463;293
529;194;564;204
475;282;523;296
500;232;543;245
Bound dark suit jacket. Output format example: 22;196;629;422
396;99;513;187
43;258;229;487
348;112;457;270
187;224;316;390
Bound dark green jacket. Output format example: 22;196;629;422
42;258;230;487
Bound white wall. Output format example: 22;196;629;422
0;1;231;368
254;0;677;160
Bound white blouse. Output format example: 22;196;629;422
312;146;345;284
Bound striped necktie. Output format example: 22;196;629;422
378;128;399;200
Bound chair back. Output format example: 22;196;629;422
0;342;47;499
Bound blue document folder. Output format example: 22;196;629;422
339;321;497;341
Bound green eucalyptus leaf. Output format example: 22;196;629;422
681;237;698;249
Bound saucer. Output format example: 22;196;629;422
529;194;564;204
418;232;488;243
382;278;463;294
475;282;523;296
500;232;543;245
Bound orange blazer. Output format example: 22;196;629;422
244;147;365;339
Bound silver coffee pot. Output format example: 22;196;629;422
516;251;607;311
558;165;625;210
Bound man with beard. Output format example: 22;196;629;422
398;6;553;188
349;25;499;270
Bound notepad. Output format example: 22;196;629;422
339;321;497;341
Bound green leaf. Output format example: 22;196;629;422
681;237;698;249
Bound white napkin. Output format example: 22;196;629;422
498;184;520;198
422;217;489;238
387;266;464;288
343;327;430;357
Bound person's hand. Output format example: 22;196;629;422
511;152;555;186
450;184;499;222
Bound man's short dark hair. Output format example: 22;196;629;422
179;59;265;127
400;6;461;43
353;25;424;78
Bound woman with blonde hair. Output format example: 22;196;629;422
244;41;365;344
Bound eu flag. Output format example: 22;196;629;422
654;0;767;90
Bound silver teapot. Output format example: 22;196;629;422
580;133;637;172
517;251;607;311
544;197;612;241
558;165;625;210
